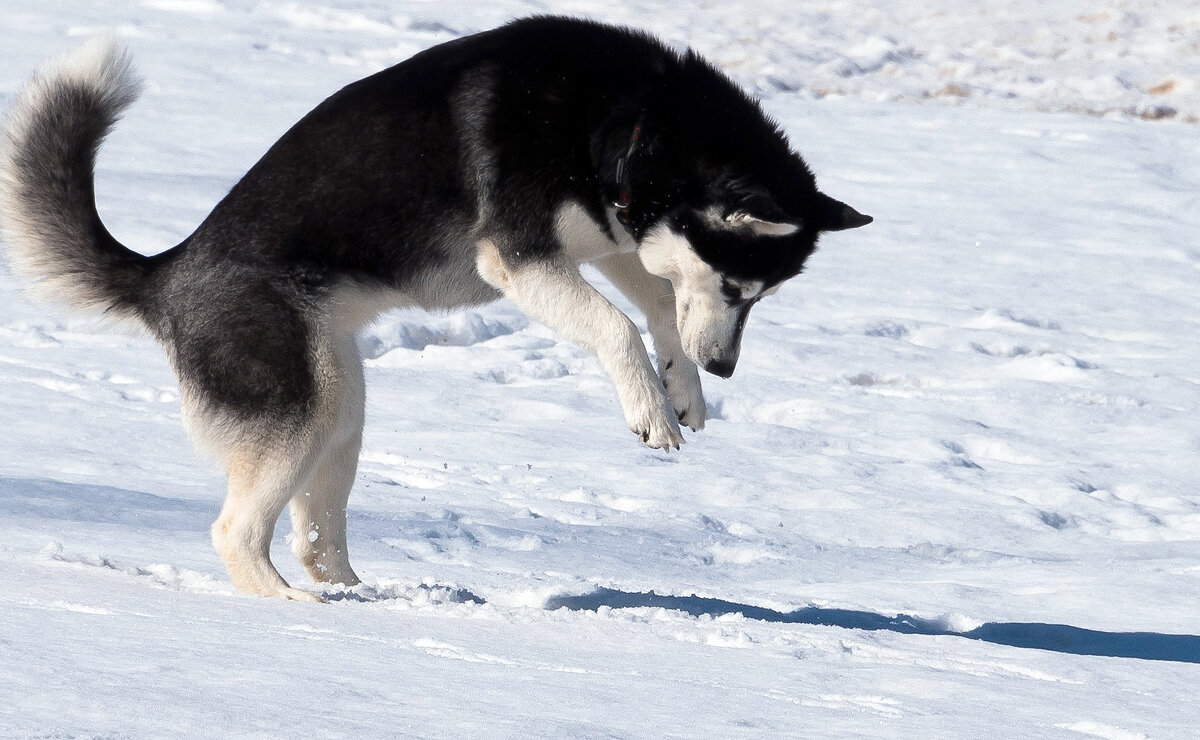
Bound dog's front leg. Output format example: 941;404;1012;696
477;239;683;450
591;252;706;431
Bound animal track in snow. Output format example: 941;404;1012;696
1;321;60;347
358;310;526;358
477;355;571;384
42;542;232;596
863;320;911;339
967;309;1062;332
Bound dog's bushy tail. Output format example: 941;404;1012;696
0;39;152;321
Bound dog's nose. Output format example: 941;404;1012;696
704;358;737;378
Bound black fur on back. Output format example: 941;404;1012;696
168;17;823;286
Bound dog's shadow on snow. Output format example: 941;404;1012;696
545;588;1200;665
10;477;1195;664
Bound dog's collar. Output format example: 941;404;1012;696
612;113;645;228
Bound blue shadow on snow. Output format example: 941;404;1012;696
544;588;1200;664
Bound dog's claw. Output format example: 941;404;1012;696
623;383;685;452
629;416;684;452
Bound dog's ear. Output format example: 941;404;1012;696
723;211;801;237
815;192;873;232
718;181;803;236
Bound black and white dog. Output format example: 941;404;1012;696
0;17;871;600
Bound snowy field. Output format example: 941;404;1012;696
2;1;1200;738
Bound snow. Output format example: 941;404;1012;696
2;1;1200;737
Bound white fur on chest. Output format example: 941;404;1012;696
554;201;637;265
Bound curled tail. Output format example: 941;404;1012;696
0;39;152;320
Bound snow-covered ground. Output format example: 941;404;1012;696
2;1;1199;738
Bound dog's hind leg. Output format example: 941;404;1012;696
289;336;363;588
190;320;362;601
591;252;707;431
211;433;329;602
289;434;361;587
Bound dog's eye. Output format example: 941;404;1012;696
720;278;764;307
720;278;742;305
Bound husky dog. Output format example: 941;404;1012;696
0;17;870;600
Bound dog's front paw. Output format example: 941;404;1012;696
661;357;706;431
625;395;684;451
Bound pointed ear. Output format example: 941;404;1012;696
815;192;873;232
723;211;802;237
746;217;801;237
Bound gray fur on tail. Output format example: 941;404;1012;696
0;39;150;320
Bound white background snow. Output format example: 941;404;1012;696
2;1;1200;738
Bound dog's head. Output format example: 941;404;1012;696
595;52;872;377
635;183;870;377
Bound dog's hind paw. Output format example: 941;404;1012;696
278;586;327;603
